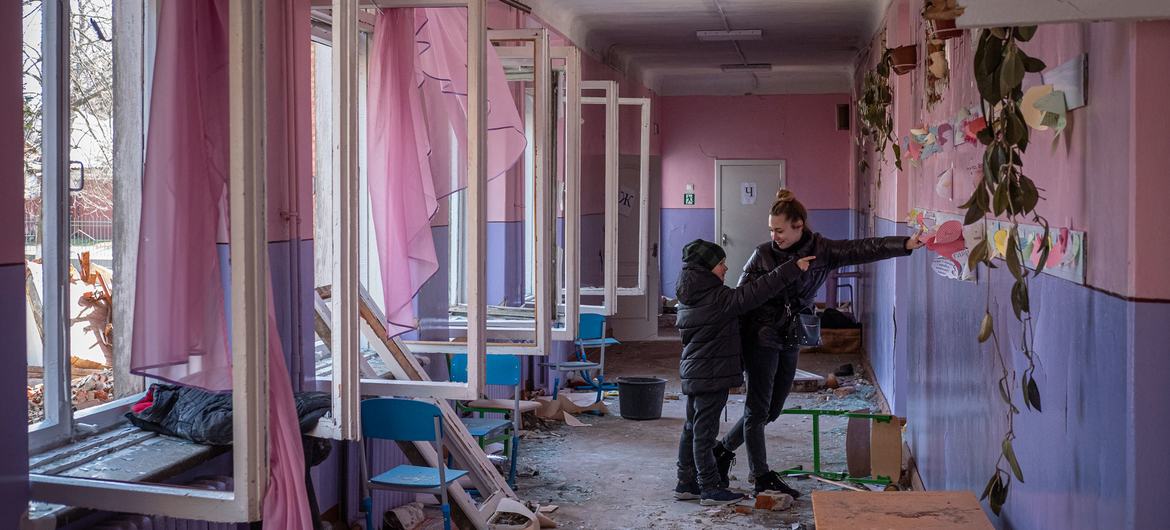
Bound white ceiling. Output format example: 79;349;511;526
528;0;891;96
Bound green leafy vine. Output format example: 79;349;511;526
963;25;1049;516
857;46;903;185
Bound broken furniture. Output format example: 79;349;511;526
361;398;466;530
779;408;904;489
812;490;993;529
571;313;620;392
449;353;539;487
316;286;521;529
543;314;617;405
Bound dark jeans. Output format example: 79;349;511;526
677;389;730;490
720;343;800;478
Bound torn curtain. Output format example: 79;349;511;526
367;8;526;338
131;0;311;527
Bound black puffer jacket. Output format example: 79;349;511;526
677;260;803;395
739;229;911;349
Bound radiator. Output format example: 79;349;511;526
91;476;247;530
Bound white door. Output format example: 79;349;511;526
716;160;785;287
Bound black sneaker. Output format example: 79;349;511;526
713;444;735;489
673;481;701;501
700;488;746;506
753;471;802;499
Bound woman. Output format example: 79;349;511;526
712;189;924;498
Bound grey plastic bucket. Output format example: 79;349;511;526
617;377;668;420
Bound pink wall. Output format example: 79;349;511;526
859;0;1166;299
1;0;22;266
659;94;853;210
1130;21;1170;300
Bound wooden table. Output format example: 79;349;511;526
812;491;994;530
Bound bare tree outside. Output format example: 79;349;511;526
25;0;118;424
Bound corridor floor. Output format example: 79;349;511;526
515;341;884;529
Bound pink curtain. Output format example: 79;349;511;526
367;8;525;338
132;0;310;527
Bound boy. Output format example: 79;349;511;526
673;239;814;505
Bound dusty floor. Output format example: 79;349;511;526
515;341;885;530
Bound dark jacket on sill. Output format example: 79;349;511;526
676;260;803;395
127;384;331;456
739;229;911;349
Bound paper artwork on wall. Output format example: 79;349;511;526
935;167;953;200
1041;53;1087;110
909;206;1086;285
909;213;976;282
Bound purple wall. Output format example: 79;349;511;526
860;218;912;415
0;264;28;525
862;213;1170;528
487;222;524;307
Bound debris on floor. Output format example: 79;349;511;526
834;363;855;377
561;412;589;427
755;491;795;511
489;498;540;530
534;393;610;419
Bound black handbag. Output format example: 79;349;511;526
785;303;822;347
796;311;822;347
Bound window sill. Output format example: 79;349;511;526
27;423;226;528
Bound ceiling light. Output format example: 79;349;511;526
697;29;762;41
720;63;772;71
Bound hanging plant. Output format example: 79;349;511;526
857;46;902;184
962;24;1048;517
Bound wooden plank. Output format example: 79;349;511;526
812;491;993;530
871;418;904;482
317;285;515;529
846;409;871;478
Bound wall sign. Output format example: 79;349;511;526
741;182;757;205
683;193;695;205
618;186;634;217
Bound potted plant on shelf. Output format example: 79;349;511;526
923;0;966;40
890;45;918;75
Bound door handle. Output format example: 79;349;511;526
721;234;728;246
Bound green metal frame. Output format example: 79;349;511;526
777;408;894;486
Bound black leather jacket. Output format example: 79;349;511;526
739;229;911;350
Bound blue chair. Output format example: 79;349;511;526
360;398;465;530
571;313;620;393
449;354;538;487
541;314;619;408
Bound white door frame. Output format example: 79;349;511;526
714;158;786;261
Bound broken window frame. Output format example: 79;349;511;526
29;0;270;521
338;0;491;402
578;80;619;316
26;0;152;456
582;94;650;297
450;44;582;341
397;27;554;357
